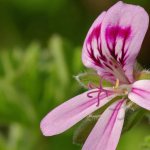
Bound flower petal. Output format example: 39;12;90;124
82;11;106;73
82;1;149;84
40;89;116;136
82;100;126;150
128;80;150;110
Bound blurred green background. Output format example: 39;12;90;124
0;0;149;150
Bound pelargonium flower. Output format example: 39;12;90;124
40;1;150;150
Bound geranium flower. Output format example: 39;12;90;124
40;1;150;150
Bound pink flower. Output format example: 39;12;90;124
40;1;150;150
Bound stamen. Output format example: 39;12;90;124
87;75;110;107
88;83;94;89
87;89;109;107
114;78;119;89
96;76;109;106
88;82;99;89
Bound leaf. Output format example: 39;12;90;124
74;71;112;89
122;107;146;133
72;47;83;73
13;43;44;107
49;35;69;86
73;116;98;146
0;86;32;125
0;135;7;150
141;136;150;150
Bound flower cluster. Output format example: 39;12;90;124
40;1;150;150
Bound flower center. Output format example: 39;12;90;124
87;78;131;107
113;79;131;95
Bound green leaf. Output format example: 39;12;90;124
49;35;69;87
0;82;34;125
0;134;7;150
73;116;98;146
141;136;150;150
15;43;41;101
122;108;146;133
72;47;83;73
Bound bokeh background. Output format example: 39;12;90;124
0;0;149;150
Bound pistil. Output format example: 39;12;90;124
87;77;109;107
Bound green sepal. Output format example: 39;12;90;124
75;70;112;89
136;70;150;80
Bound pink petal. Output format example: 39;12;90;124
82;100;126;150
40;89;116;136
128;80;150;110
82;11;107;78
82;1;149;84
